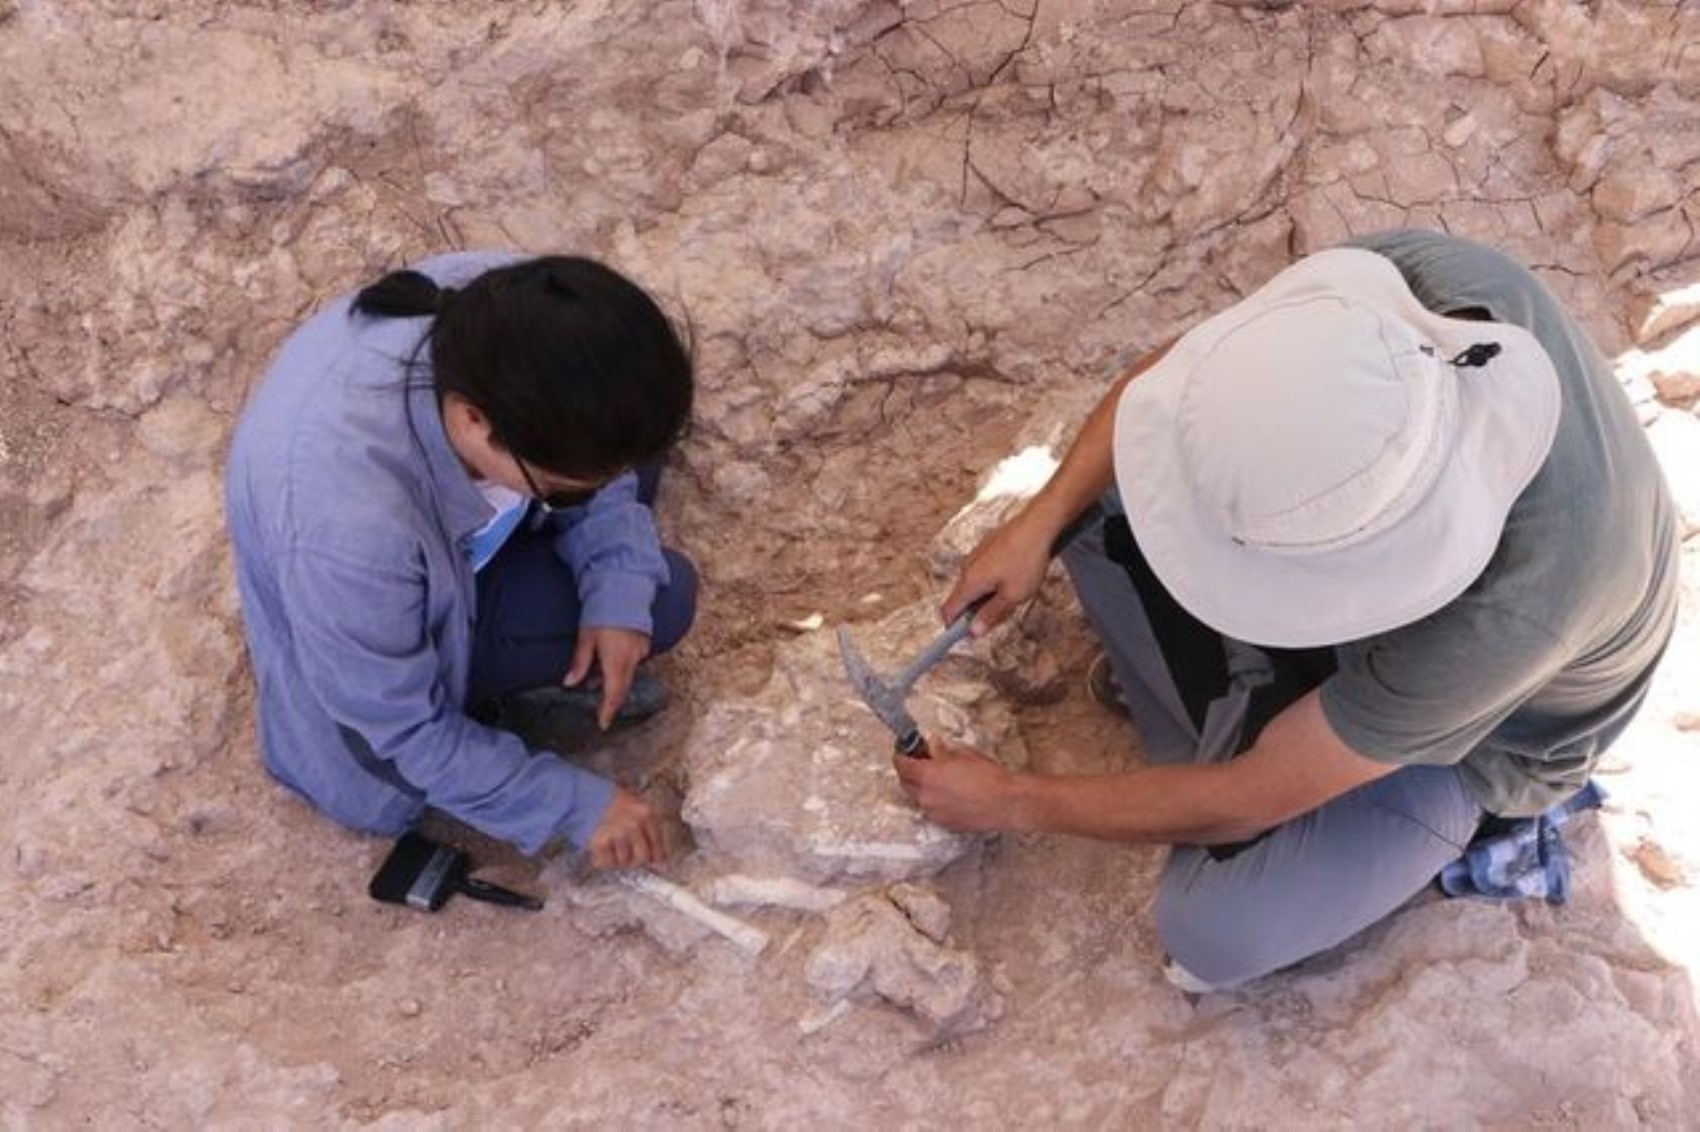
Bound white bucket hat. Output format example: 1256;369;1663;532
1113;247;1561;648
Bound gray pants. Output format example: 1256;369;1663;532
1062;509;1483;987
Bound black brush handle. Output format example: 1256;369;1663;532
457;877;544;911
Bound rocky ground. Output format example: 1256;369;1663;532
2;0;1698;1126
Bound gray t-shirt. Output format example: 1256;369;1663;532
1318;231;1679;817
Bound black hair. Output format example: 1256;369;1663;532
352;257;693;479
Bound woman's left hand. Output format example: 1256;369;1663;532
565;626;652;730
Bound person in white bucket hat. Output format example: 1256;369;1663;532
897;230;1679;991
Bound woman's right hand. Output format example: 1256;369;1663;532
941;505;1060;636
587;787;667;870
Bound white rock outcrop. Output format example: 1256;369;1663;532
681;600;1028;884
3;0;1699;1123
803;882;1004;1037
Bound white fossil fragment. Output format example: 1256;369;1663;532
618;871;770;957
705;873;849;913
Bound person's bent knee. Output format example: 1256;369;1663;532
650;549;699;655
1155;861;1288;989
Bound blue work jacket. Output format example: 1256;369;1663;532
225;252;664;853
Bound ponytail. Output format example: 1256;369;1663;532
352;269;455;319
352;255;693;479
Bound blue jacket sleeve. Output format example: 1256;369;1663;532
552;471;670;635
280;541;615;854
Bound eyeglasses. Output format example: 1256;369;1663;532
511;454;605;513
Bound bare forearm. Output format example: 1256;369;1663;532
1021;342;1174;540
900;698;1395;848
1008;763;1274;847
941;342;1177;630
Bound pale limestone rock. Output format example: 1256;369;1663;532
1630;839;1686;889
1550;84;1700;277
136;395;227;470
699;0;899;102
1594;212;1695;276
1475;18;1547;92
886;881;952;943
1617;325;1700;408
1593;166;1684;225
1552;90;1621;193
1367;16;1487;78
3;0;1700;1123
1628;275;1700;345
804;884;1003;1036
1650;369;1700;408
0;129;105;241
680;601;1027;884
1287;183;1356;255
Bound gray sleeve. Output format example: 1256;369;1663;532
1319;597;1568;770
1344;230;1586;358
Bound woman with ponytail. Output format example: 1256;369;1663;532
225;252;697;870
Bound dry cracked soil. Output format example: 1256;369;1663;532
3;0;1700;1127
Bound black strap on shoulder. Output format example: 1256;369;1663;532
1101;514;1228;732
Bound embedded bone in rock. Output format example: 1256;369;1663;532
618;870;770;957
681;601;1027;884
551;865;713;957
804;884;1003;1038
704;873;849;914
544;863;770;959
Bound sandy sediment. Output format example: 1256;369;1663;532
1;1;1698;1124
